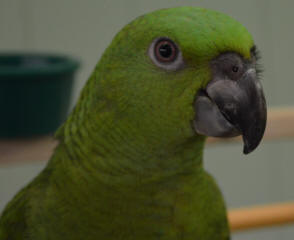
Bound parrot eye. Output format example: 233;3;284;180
154;39;177;62
148;37;185;71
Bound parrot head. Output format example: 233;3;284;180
68;7;266;158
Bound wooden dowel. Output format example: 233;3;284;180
228;202;294;232
0;136;58;165
1;107;294;165
207;106;294;144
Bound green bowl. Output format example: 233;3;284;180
0;53;80;137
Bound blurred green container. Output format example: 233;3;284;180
0;53;80;137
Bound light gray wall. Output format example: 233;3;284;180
1;0;294;239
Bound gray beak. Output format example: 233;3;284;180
193;68;267;154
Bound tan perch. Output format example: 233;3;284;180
1;107;293;165
207;106;294;144
229;202;294;232
1;107;294;231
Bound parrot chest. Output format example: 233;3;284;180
28;170;229;240
60;171;228;239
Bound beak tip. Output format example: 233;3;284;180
243;146;251;155
242;135;263;155
242;137;255;155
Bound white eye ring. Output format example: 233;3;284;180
148;37;185;71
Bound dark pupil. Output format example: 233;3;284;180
159;43;173;58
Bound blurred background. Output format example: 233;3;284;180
1;0;294;239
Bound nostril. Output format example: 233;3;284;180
232;66;239;72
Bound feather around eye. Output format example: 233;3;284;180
148;37;185;71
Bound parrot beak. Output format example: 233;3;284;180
193;67;267;154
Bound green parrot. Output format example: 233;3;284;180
0;6;266;240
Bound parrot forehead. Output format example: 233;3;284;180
118;7;254;61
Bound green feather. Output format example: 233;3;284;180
0;6;254;239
